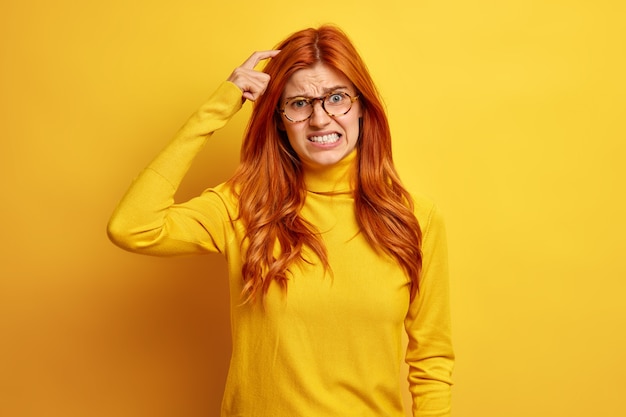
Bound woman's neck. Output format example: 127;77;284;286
301;150;357;194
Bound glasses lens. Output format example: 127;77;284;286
284;98;311;122
324;92;352;115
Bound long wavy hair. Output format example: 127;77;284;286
228;25;422;303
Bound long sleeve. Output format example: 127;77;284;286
405;200;455;417
107;81;244;256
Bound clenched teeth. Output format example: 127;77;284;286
308;133;340;144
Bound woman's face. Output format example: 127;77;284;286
279;63;362;169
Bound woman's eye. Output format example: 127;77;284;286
291;99;308;109
328;93;345;104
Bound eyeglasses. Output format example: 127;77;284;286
279;91;360;123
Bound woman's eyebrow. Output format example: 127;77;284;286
285;85;350;100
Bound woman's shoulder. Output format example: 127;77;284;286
409;191;445;233
178;182;237;218
199;182;239;205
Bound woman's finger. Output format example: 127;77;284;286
239;50;281;70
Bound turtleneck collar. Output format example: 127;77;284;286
301;150;357;194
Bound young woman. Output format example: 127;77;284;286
108;25;454;417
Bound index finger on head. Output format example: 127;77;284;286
241;50;281;70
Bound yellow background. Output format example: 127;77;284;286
1;1;624;416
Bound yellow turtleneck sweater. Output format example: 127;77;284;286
108;81;454;417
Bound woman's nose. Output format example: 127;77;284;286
309;100;331;127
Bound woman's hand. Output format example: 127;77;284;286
227;50;281;102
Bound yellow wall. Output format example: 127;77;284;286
1;1;624;416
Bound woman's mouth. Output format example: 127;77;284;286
308;133;341;144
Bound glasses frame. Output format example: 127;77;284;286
278;92;360;123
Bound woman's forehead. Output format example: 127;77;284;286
283;64;353;97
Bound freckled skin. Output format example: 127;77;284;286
280;64;362;169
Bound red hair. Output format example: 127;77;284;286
228;25;422;303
